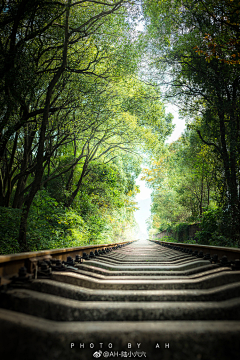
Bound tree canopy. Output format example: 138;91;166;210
0;0;173;253
1;0;240;253
142;0;240;245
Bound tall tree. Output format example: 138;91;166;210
143;0;240;243
1;0;137;248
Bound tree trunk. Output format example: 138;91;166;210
18;0;71;248
65;159;88;208
218;110;240;244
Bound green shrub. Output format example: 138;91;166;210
0;207;21;254
195;208;236;247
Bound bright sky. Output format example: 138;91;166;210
165;104;186;143
135;176;152;201
134;175;151;238
134;105;185;238
133;18;187;237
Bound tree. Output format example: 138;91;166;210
143;128;223;232
1;0;137;249
142;0;240;244
1;1;174;251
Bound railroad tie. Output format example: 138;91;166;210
0;239;240;360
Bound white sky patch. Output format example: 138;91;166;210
133;105;186;238
134;175;151;238
135;21;145;32
165;104;186;143
135;176;152;201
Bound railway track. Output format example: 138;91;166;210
0;239;240;360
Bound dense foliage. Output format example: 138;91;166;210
145;128;238;247
143;0;240;246
0;0;173;253
2;0;239;253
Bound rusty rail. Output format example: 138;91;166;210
150;239;240;262
0;240;136;285
1;239;240;359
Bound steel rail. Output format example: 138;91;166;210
0;239;240;360
150;239;240;263
0;240;135;285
